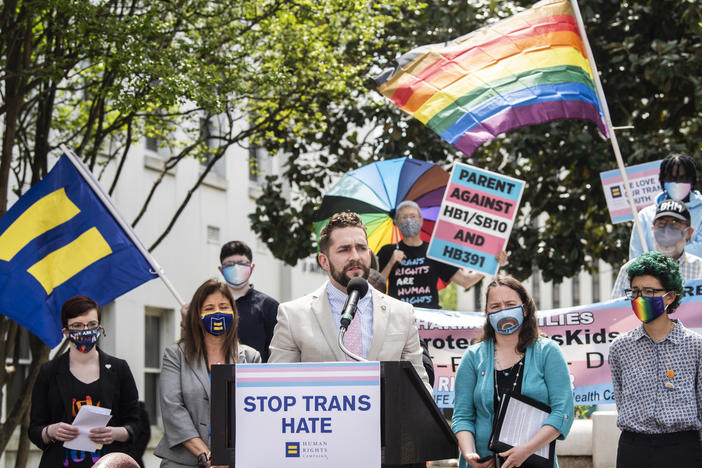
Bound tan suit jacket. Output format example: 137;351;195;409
269;282;431;391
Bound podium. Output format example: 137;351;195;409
211;361;457;467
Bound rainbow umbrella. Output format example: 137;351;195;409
314;157;449;253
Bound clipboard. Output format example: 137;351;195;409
488;392;555;468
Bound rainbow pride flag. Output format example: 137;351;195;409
373;0;609;157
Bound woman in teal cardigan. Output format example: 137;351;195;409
452;276;574;468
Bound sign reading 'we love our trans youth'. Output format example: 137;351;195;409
427;162;525;275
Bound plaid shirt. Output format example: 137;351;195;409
611;252;702;299
608;319;702;435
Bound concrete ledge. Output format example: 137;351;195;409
558;419;592;455
592;411;619;468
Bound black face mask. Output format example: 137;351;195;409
68;327;100;353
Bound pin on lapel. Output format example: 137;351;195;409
105;364;111;369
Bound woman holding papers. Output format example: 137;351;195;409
452;276;573;468
28;295;140;468
608;252;702;467
155;279;261;468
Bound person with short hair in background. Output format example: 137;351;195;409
612;199;702;298
609;251;702;467
155;279;261;468
630;153;702;259
218;240;278;362
29;296;140;468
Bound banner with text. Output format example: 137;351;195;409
600;160;662;224
427;163;525;275
235;362;381;468
418;279;702;408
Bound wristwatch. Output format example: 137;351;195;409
197;451;209;467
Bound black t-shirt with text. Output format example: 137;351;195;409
62;374;106;466
377;241;458;309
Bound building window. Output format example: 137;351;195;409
207;225;220;244
144;311;163;426
552;282;560;309
532;270;540;309
572;276;581;305
249;145;262;183
145;137;159;152
592;273;600;303
4;327;31;416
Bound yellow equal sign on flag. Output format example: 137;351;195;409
0;152;158;348
0;188;112;295
27;227;112;295
0;188;79;261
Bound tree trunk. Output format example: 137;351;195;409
0;335;49;455
13;406;31;468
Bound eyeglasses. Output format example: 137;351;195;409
624;288;668;300
67;321;100;331
653;219;688;229
222;262;252;269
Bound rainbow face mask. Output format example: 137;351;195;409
488;305;524;335
630;295;667;323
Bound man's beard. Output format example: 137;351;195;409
329;259;370;287
654;238;685;259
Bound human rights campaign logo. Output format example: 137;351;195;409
285;442;300;457
0;154;157;347
610;185;622;198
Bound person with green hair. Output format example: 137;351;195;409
608;251;702;467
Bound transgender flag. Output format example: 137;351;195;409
373;0;609;157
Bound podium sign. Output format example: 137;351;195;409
234;362;381;468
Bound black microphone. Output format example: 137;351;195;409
339;277;369;329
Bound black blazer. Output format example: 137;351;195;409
28;348;140;468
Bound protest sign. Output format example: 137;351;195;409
427;162;525;275
235;362;380;468
600;160;662;224
418;279;702;408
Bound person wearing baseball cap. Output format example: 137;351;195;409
612;199;702;298
629;153;702;259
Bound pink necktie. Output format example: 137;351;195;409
343;314;363;360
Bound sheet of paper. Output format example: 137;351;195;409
498;398;550;458
63;405;112;452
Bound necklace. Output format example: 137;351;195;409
494;351;524;402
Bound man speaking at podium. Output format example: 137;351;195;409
269;211;430;391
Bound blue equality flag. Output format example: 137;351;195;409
0;154;158;347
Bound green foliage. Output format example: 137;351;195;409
251;0;702;285
438;282;458;311
0;0;415;461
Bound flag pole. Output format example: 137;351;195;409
569;0;648;253
59;145;186;306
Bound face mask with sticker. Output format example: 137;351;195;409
201;310;234;336
487;305;524;335
68;328;100;353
